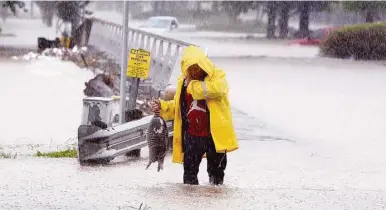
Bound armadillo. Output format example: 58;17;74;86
145;102;169;172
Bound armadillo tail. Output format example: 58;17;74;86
157;159;164;172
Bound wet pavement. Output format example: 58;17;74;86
1;138;386;210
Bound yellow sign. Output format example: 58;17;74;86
126;48;151;79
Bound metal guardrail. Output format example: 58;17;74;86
78;17;207;164
88;18;206;95
78;114;174;162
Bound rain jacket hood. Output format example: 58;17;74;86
180;46;215;79
159;45;239;164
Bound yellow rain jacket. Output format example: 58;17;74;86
159;45;239;164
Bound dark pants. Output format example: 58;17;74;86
183;133;227;185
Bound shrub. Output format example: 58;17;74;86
320;22;386;60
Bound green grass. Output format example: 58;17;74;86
0;146;17;159
35;148;78;158
0;151;17;159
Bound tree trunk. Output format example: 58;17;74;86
230;10;239;24
153;1;161;15
278;2;290;39
255;6;261;21
365;8;375;23
70;14;80;38
298;1;311;38
266;1;277;39
259;6;265;21
1;7;7;23
212;1;219;13
196;1;201;12
46;13;53;27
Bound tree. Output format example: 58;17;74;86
1;1;27;16
295;1;330;38
278;1;295;38
266;1;278;39
212;1;220;14
297;1;311;38
1;1;28;23
262;1;294;39
343;1;386;23
56;1;90;38
221;1;254;23
152;1;166;16
259;1;331;39
35;1;90;46
35;1;58;27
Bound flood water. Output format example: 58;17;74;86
1;16;386;210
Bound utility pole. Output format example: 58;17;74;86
119;1;129;124
126;75;140;117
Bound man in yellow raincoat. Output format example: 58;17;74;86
150;45;239;185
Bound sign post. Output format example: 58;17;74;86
119;1;129;124
126;49;151;116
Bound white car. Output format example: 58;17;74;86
139;16;196;34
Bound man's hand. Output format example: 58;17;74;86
185;76;192;87
149;98;161;113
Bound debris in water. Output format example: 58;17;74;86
22;52;39;61
72;45;79;53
